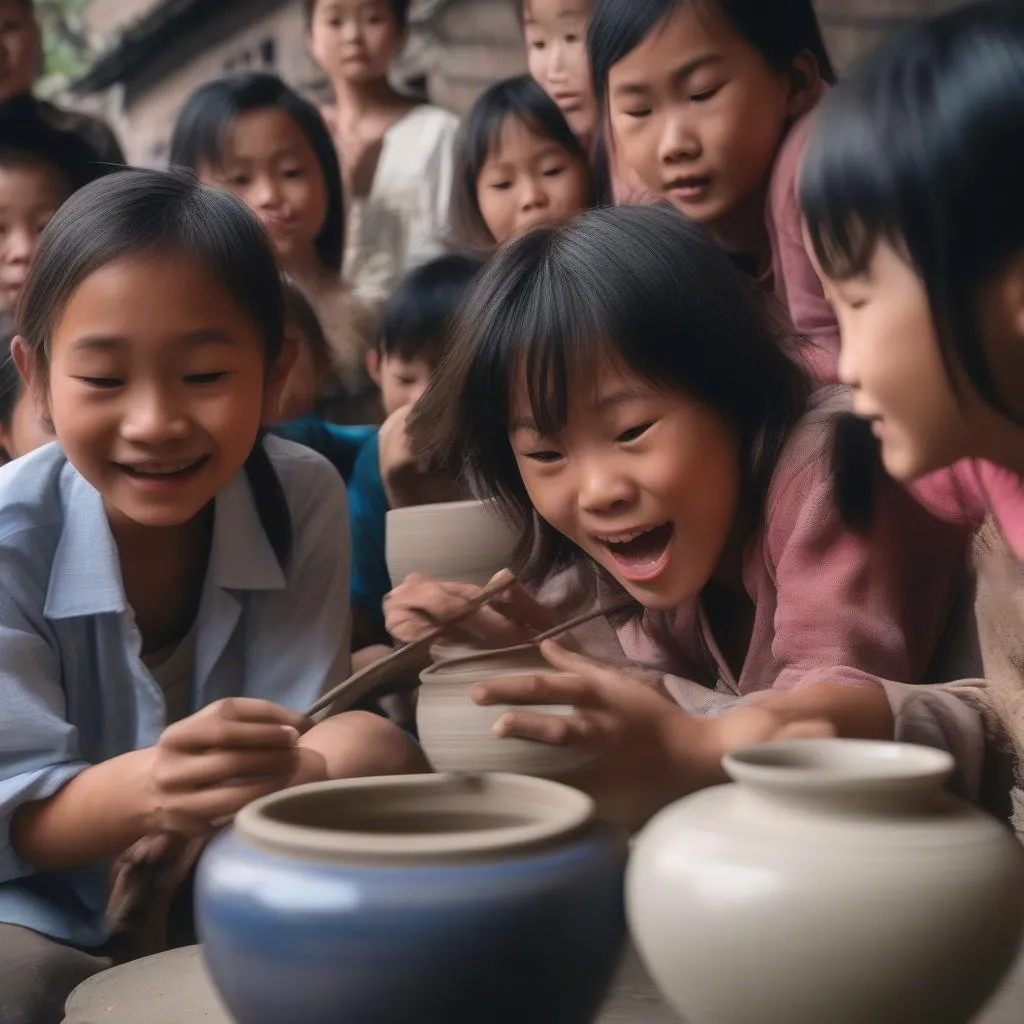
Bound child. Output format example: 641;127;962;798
387;205;983;830
450;75;594;250
588;0;839;379
349;251;486;648
272;276;377;480
0;107;108;313
799;0;1024;833
0;0;124;165
305;0;460;311
169;73;376;424
0;169;423;1023
0;314;51;461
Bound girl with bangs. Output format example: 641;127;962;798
799;0;1024;833
385;204;982;830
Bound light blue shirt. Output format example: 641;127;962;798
0;437;351;947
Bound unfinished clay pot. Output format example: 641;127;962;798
197;774;627;1024
385;499;517;588
418;645;595;777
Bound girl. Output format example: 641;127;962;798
169;73;378;425
799;0;1024;833
305;0;460;311
450;75;594;251
0;169;422;1024
387;205;983;831
588;0;839;379
0;314;52;462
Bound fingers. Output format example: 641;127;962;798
157;777;292;834
161;714;301;754
492;708;620;748
155;747;302;791
471;671;596;708
538;640;627;686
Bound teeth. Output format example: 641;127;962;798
126;459;200;476
598;526;657;545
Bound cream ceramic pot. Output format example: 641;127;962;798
628;739;1024;1024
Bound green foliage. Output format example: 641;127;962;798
35;0;94;97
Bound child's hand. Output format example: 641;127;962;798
384;573;560;647
471;640;711;829
144;698;319;837
378;405;459;509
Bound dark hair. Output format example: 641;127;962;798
169;72;345;274
450;75;594;250
282;274;331;374
0;104;109;193
380;251;487;365
411;204;812;576
0;313;21;431
589;0;835;118
303;0;412;30
801;0;1024;422
16;168;294;563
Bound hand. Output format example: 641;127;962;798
384;572;561;646
378;405;459;509
471;641;705;830
144;698;322;837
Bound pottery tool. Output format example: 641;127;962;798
306;569;519;718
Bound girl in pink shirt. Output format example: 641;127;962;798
388;205;980;830
587;0;839;380
799;2;1024;830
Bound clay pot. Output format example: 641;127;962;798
628;739;1024;1024
418;645;595;777
385;499;517;587
196;773;627;1024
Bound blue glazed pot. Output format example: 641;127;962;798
196;773;627;1024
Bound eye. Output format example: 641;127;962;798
617;422;652;443
76;376;123;390
565;33;579;43
227;174;251;187
395;375;419;386
623;108;652;120
690;86;721;103
282;167;305;179
524;449;563;464
542;164;567;178
489;180;513;191
530;39;546;50
185;372;230;385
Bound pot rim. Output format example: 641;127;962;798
234;772;595;863
724;739;954;793
386;497;506;520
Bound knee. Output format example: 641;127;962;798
302;711;430;779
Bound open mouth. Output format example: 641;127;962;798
666;176;711;200
597;522;674;581
115;456;210;481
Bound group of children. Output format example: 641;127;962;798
1;0;1024;1020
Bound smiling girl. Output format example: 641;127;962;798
170;73;376;424
589;0;839;378
450;75;594;250
799;1;1024;834
387;205;982;830
0;170;422;1024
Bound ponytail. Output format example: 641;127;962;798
244;434;293;566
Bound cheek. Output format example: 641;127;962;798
476;188;509;239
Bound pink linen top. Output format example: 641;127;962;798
764;109;840;384
913;460;1024;560
615;388;973;702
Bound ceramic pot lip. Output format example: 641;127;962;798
422;640;547;678
234;772;595;864
724;739;954;794
386;498;503;519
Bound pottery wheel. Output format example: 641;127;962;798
63;946;232;1024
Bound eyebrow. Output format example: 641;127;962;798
68;329;238;354
611;53;724;97
508;387;651;434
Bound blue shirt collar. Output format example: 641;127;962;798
44;462;286;620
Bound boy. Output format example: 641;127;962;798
350;251;486;649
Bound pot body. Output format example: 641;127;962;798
628;740;1024;1024
197;800;626;1023
418;648;595;777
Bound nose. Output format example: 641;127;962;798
251;173;283;210
836;336;859;389
577;455;636;515
519;175;549;213
658;110;700;165
342;17;361;42
547;41;568;79
4;225;35;265
120;384;190;447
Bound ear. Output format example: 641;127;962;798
785;51;822;120
365;347;382;387
12;335;39;392
995;251;1024;342
261;329;300;425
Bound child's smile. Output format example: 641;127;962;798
509;361;741;609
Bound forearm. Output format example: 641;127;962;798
12;748;153;871
751;682;895;740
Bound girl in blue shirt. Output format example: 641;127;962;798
0;168;423;1024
